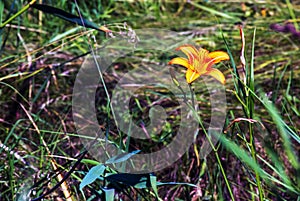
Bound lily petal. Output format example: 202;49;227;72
186;69;200;84
208;51;229;64
168;57;191;69
206;68;226;85
176;45;199;64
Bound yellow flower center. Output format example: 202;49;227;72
193;48;212;74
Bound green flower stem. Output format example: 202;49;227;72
187;101;235;201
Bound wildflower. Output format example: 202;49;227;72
168;44;229;84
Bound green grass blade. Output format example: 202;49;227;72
249;27;256;118
189;1;238;20
219;135;266;178
259;90;299;170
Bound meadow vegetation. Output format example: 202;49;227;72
0;1;299;200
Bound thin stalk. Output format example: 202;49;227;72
248;27;264;200
249;123;264;200
214;149;234;200
74;0;119;130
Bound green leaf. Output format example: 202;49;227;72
105;173;151;188
105;173;198;189
49;27;81;43
103;188;114;201
79;164;106;191
30;4;103;32
150;175;159;199
105;150;140;164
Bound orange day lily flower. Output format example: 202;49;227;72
168;44;229;85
